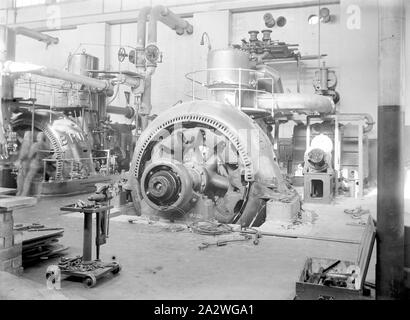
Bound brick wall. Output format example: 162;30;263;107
0;209;23;275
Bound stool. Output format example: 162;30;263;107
304;173;334;204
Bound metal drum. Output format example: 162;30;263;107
207;49;251;88
67;51;99;78
64;52;100;109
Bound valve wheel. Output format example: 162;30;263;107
118;47;128;63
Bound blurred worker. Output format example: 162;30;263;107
14;131;32;196
21;132;49;196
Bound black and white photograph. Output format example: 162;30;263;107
0;0;409;308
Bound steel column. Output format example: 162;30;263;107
376;0;405;300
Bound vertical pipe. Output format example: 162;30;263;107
377;0;405;300
0;26;15;151
358;122;364;198
141;77;152;131
238;68;242;109
296;58;301;93
317;0;322;69
95;212;101;261
136;6;151;71
334;115;339;195
274;120;280;152
306;117;311;151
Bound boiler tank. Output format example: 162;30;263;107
67;51;99;78
207;49;252;88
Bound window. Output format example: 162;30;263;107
15;0;80;8
15;0;46;8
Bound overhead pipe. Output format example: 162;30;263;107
134;6;193;131
14;27;59;46
256;93;335;115
147;5;193;46
322;113;375;134
3;61;112;94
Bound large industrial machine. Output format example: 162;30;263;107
128;41;333;226
128;26;374;226
0;5;193;196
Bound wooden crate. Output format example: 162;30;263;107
296;216;376;300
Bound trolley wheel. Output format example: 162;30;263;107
83;275;97;288
46;265;60;283
112;264;121;275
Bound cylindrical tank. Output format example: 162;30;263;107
67;51;99;78
63;52;100;118
207;49;251;88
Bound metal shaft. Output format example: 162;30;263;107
83;213;93;263
376;0;405;300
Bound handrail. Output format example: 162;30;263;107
42;156;108;163
42;155;114;182
185;67;335;115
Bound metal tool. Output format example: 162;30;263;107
14;223;63;232
198;235;252;250
307;260;341;284
28;228;64;232
253;231;262;245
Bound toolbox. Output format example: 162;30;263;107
295;216;376;300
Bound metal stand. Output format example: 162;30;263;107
49;185;121;288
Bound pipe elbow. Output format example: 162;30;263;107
14;27;59;46
152;5;193;36
185;23;194;35
151;5;166;19
139;6;152;17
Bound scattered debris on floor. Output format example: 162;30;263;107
198;234;253;250
126;216;189;233
189;221;233;236
144;266;163;274
347;221;368;227
344;206;370;219
162;225;186;233
344;207;370;227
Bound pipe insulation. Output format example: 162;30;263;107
3;61;111;92
14;27;59;46
257;93;335;115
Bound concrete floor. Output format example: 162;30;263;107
8;188;410;300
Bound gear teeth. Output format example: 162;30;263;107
133;114;254;182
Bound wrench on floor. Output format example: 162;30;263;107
198;235;252;250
